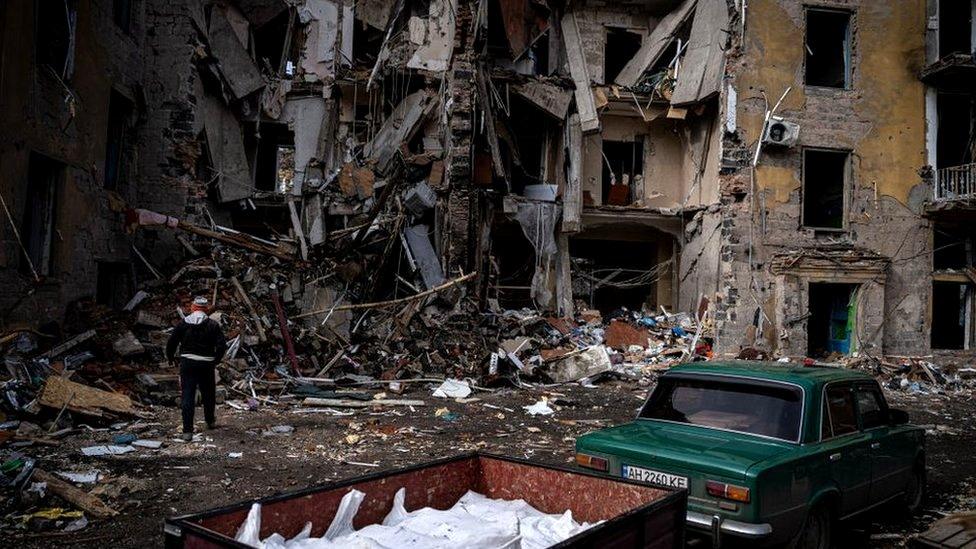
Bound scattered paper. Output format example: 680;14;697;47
81;445;136;456
523;400;555;416
432;379;472;399
56;471;100;484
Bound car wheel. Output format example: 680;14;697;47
790;504;832;549
902;464;926;515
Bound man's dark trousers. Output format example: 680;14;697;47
180;358;216;434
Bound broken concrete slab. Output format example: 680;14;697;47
547;346;612;383
365;91;436;175
404;225;446;290
403;181;437;216
197;91;254;203
207;5;265;99
671;0;729;106
560;13;599;134
113;331;146;357
512;81;572;120
614;0;698;88
407;0;456;72
38;376;137;417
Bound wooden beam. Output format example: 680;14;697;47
614;0;698;87
560;12;599;134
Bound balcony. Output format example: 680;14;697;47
934;163;976;202
920;53;976;89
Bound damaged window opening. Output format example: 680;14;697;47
21;153;62;277
602;140;643;206
804;8;851;89
96;261;131;309
604;27;642;84
939;0;973;57
933;223;974;270
104;90;134;191
34;0;77;78
932;281;972;350
113;0;132;34
936;92;973;169
570;237;663;315
491;221;537;310
802;149;849;230
807;283;857;358
254;10;295;75
245;122;294;193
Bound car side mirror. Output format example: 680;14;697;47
889;409;910;425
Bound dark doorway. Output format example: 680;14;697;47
34;0;76;78
22;153;62;276
491;220;537;310
934;222;974;270
805;9;851;88
96;261;132;309
605;27;642;83
939;0;972;57
802;149;848;229
570;237;659;315
244;122;294;192
808;283;857;358
936;92;973;169
602;140;643;206
932;281;969;350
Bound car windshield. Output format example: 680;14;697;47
639;376;803;441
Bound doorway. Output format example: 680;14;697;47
808;283;858;358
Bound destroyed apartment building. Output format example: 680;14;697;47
1;0;974;367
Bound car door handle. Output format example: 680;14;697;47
829;453;842;462
870;442;881;450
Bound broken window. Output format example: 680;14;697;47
934;223;974;270
113;0;132;33
939;0;973;57
35;0;77;78
804;8;851;89
96;262;131;309
807;283;857;358
932;281;971;350
936;92;973;169
802;149;849;230
21;153;62;276
244;122;294;193
254;9;296;75
570;235;665;315
602;140;644;206
604;27;642;84
104;90;133;191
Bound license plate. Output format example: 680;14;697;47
622;465;688;489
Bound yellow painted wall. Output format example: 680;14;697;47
735;0;927;205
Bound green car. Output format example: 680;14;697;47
575;361;925;547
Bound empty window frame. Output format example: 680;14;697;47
113;0;132;33
936;92;974;170
604;27;642;84
804;8;852;89
932;281;972;350
802;149;849;230
104;90;134;190
34;0;77;78
602;139;644;206
21;153;62;276
933;222;975;270
938;0;973;58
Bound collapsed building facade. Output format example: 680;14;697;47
0;0;972;362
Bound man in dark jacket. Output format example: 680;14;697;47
166;296;227;441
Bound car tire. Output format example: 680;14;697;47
901;463;926;515
789;504;832;549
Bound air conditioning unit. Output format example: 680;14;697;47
762;116;800;147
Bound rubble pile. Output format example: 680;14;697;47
843;355;976;395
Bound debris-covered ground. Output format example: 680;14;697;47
3;371;975;548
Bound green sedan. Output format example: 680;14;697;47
575;361;925;547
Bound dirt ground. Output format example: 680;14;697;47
4;381;973;548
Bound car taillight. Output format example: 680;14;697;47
706;480;751;503
576;453;608;472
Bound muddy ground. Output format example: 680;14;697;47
4;381;973;548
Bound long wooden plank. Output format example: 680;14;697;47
303;398;426;408
38;376;135;417
34;470;119;518
562;113;582;233
560;13;599;134
614;0;698;88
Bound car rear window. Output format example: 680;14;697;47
640;376;803;441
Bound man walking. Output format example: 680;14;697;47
166;296;227;441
